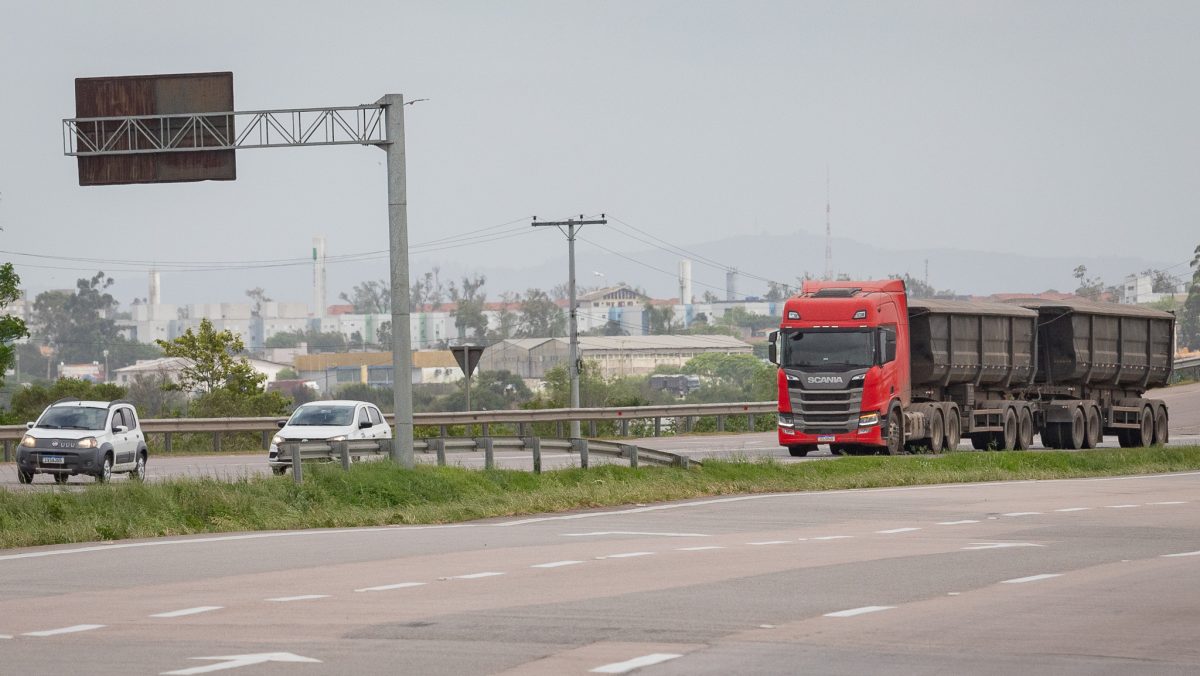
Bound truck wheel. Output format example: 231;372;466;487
1083;407;1102;448
1041;425;1061;449
997;409;1018;450
17;468;33;484
970;433;992;451
1153;408;1169;446
1063;409;1086;449
928;411;945;453
1015;408;1034;450
944;412;961;451
884;407;904;455
787;445;816;457
1134;407;1154;447
1117;428;1137;448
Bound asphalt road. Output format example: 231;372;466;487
2;472;1200;674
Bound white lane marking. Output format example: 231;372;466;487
0;634;12;639
748;540;791;545
532;560;584;568
824;606;895;618
1150;501;1187;505
495;471;1200;527
1055;507;1091;512
877;527;921;534
961;542;1045;550
676;546;725;551
151;606;223;618
590;653;684;673
449;572;505;579
562;531;708;538
812;535;853;540
24;624;105;637
354;582;426;592
161;652;320;675
1162;551;1200;558
1001;573;1062;584
1106;504;1140;509
0;523;475;563
1003;512;1042;517
598;552;654;559
938;520;980;525
265;595;329;602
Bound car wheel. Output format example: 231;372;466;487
130;453;147;481
18;468;34;484
96;455;113;483
54;473;69;484
272;466;288;476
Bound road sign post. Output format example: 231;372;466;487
452;345;486;412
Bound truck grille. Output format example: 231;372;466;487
789;387;862;434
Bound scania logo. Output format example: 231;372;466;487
807;376;844;384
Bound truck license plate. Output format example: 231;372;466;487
818;435;835;442
42;455;65;464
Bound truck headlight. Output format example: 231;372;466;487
20;435;36;447
858;412;880;427
77;437;98;449
777;413;794;428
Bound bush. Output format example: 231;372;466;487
3;378;128;424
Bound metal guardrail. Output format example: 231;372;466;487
0;402;777;461
278;435;694;483
1174;356;1200;383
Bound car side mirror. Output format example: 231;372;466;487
276;420;288;429
113;425;129;434
767;330;779;365
26;421;34;429
359;420;373;429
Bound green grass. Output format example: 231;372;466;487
3;446;1200;549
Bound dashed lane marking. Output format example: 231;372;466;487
748;540;791;546
151;606;223;618
938;520;980;525
448;572;505;579
591;653;684;673
1150;501;1187;505
562;531;709;538
1106;504;1140;509
961;542;1044;550
1162;551;1200;558
824;606;895;618
598;552;655;559
1055;507;1091;512
1002;512;1042;517
812;535;853;540
354;583;426;592
23;624;105;637
531;560;584;568
1001;573;1062;584
877;527;921;534
266;595;330;602
676;546;725;551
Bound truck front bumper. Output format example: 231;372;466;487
777;417;884;447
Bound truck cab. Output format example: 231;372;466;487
769;279;910;456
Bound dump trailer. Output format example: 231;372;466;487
768;280;1174;456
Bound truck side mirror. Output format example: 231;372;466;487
767;331;778;365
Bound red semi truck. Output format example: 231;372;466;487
768;279;1174;456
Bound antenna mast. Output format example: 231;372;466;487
824;167;832;280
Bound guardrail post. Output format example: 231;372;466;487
555;421;563;438
620;419;629;436
429;437;445;466
477;437;494;470
213;432;222;452
164;432;172;453
2;439;10;462
621;443;638;469
525;436;541;474
519;422;529;437
289;443;302;484
748;412;755;431
716;415;725;432
588;420;597;437
654;417;661;437
572;438;588;469
261;430;271;450
439;425;448;438
335;440;351;470
481;423;489;437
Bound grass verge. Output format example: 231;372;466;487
3;445;1200;549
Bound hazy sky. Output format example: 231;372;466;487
1;1;1197;306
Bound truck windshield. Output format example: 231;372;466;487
781;329;875;370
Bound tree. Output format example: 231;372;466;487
32;271;120;364
888;273;955;299
1181;244;1200;350
0;262;29;386
644;302;680;335
488;292;521;341
702;290;720;303
448;274;488;340
124;372;186;417
1140;268;1183;294
411;268;445;309
341;280;390;314
517;289;565;337
1072;265;1104;300
245;287;272;317
265;328;347;353
7;378;127;423
156;319;265;395
764;281;794;302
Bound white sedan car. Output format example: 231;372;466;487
268;400;391;475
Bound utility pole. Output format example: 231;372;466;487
380;94;415;468
532;214;607;439
824;167;833;281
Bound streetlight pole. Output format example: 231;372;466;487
102;349;109;383
380;94;414;468
532;214;607;439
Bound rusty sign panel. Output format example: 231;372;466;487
74;72;236;186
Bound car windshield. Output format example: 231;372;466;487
781;329;875;370
288;405;355;427
37;406;108;430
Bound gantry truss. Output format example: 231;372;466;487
62;104;387;156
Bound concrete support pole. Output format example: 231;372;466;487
567;224;581;439
381;94;414;469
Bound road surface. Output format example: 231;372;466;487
1;472;1199;674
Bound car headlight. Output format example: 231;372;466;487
271;434;284;445
328;435;347;442
858;412;880;427
77;437;98;449
20;435;36;447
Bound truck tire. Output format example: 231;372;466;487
1117;429;1137;448
1153;407;1169;446
1083;407;1102;449
1063;408;1086;450
1135;407;1154;447
944;412;961;451
1041;425;1062;449
1015;408;1034;450
928;411;945;453
788;445;816;457
884;407;905;455
997;409;1018;451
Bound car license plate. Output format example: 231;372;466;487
42;455;65;464
818;435;836;442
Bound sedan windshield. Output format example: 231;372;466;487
288;405;355;427
37;406;108;430
781;329;875;370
